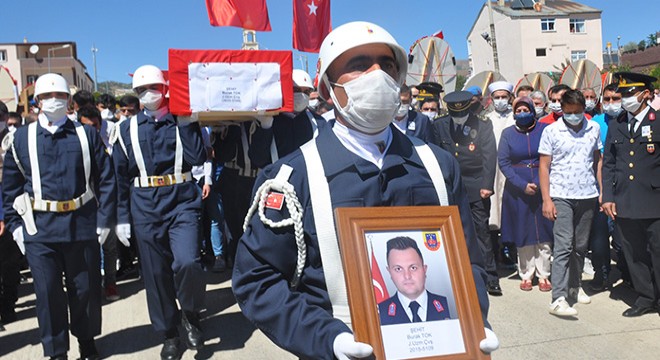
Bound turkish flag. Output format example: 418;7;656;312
371;246;390;304
206;0;272;31
293;0;331;53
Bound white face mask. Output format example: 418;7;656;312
395;103;409;119
493;98;509;112
67;113;78;121
563;113;584;126
8;125;16;133
139;89;164;111
622;93;643;113
328;69;401;134
411;98;418;107
422;111;437;119
603;102;623;117
293;92;310;113
548;102;563;114
308;98;319;109
585;100;596;111
534;106;545;116
40;98;69;120
101;108;114;120
452;115;469;125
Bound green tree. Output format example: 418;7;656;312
622;41;638;52
648;33;658;48
637;40;647;51
456;75;466;92
648;64;660;89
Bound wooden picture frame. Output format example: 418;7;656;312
335;206;489;360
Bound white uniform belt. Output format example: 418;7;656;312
133;171;194;187
32;188;94;212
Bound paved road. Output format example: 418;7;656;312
2;265;659;359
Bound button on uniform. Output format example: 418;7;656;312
629;175;634;181
629;163;634;168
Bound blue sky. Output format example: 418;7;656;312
1;0;656;84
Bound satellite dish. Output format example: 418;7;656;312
29;44;40;55
515;72;555;95
407;36;457;94
559;59;603;95
463;71;507;97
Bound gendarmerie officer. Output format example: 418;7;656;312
2;74;115;360
392;84;434;142
233;21;498;360
113;65;207;359
431;91;499;295
602;72;660;317
248;69;326;169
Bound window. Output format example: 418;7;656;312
571;50;587;61
26;75;39;84
570;19;586;33
0;50;7;62
541;18;555;32
536;48;547;57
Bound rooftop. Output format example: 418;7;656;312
493;0;601;18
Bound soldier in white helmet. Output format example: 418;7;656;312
2;73;115;360
233;21;498;359
112;65;207;360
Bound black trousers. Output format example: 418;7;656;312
218;168;256;262
25;240;101;357
134;210;206;335
470;198;498;283
616;217;660;308
0;231;22;317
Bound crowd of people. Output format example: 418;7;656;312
0;19;659;360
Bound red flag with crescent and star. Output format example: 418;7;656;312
293;0;331;53
371;243;390;304
206;0;272;31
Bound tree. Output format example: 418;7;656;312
648;33;658;48
637;40;647;51
456;75;466;92
622;41;638;53
648;64;660;90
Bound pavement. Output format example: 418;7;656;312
1;263;660;359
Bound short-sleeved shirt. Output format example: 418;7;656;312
538;118;602;199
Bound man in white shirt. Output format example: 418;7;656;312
539;89;602;318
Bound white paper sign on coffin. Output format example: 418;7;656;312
188;62;282;112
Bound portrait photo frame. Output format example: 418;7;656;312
335;206;489;360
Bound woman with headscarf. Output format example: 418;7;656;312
498;96;554;292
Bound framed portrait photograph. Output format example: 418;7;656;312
335;206;488;360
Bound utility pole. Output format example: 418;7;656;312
91;44;99;92
487;0;500;73
298;54;309;74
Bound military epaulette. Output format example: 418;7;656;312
477;114;488;122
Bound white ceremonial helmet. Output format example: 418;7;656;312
316;21;408;96
292;69;314;90
34;73;70;99
132;64;167;89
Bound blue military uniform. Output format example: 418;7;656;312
603;104;660;309
249;109;326;169
2;119;115;357
112;111;207;335
378;291;451;325
432;112;498;288
233;122;490;359
395;110;434;143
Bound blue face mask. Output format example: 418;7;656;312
514;112;535;127
563;113;584;126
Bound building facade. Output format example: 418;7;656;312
467;0;603;84
0;41;94;95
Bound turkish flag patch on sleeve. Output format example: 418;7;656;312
265;192;285;210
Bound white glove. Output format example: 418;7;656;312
479;327;499;354
115;223;131;247
178;113;199;124
12;227;25;255
97;227;110;245
256;116;274;129
333;332;373;360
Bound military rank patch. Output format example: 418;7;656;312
433;299;444;313
388;302;397;316
265;192;285;210
424;232;441;251
649;112;655;121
